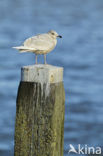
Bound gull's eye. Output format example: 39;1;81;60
51;32;55;35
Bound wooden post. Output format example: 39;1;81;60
14;64;65;156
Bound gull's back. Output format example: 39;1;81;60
23;33;57;54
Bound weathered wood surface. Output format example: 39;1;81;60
21;64;63;83
14;65;65;156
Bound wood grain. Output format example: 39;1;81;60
14;81;65;156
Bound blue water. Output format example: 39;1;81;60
0;0;103;155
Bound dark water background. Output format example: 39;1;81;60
0;0;103;155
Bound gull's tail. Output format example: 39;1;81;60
12;46;35;52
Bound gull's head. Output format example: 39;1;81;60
48;30;62;39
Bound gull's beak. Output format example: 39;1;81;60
57;35;62;38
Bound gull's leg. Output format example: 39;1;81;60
44;54;47;64
35;54;38;64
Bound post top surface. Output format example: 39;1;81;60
21;64;63;83
22;64;63;69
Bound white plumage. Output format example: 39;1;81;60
13;30;62;64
